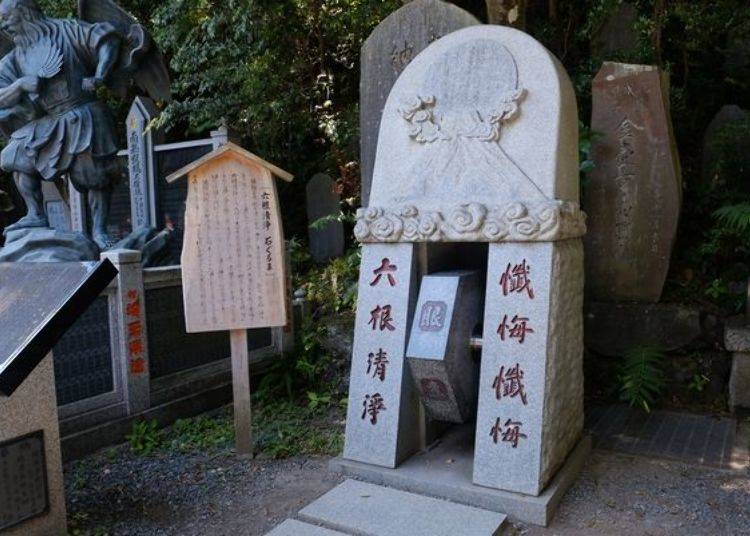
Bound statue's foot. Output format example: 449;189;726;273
4;214;49;233
93;232;115;251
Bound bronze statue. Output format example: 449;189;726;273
0;0;169;249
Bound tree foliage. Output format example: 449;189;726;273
8;0;750;271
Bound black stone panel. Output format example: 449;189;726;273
53;297;113;406
146;286;273;379
156;145;213;262
0;431;48;531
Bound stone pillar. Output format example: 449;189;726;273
278;243;296;355
102;249;150;415
211;125;230;149
474;240;584;496
68;180;87;234
127;97;161;230
343;243;421;468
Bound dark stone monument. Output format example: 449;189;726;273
584;62;681;303
306;173;344;263
702;105;749;185
359;0;479;206
585;302;700;357
0;259;117;535
592;2;639;59
0;0;170;259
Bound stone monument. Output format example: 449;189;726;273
167;142;293;455
0;0;170;261
702;105;749;185
336;25;589;525
584;62;681;304
0;260;117;535
306;173;345;263
591;2;639;59
360;0;479;206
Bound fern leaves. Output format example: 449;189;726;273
713;203;750;233
618;347;666;413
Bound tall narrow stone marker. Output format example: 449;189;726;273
306;173;345;263
167;143;293;456
127;97;161;230
360;0;479;206
584;63;681;303
346;25;586;499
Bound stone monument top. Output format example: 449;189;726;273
356;26;584;244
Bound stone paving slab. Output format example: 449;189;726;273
585;405;739;469
330;425;591;527
265;519;349;536
299;479;506;536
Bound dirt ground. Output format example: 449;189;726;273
66;442;750;536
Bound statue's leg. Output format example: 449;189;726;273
3;172;48;232
1;141;48;232
88;186;113;250
70;151;119;250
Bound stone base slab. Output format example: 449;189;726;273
330;424;591;527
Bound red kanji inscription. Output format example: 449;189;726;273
497;314;534;343
492;364;528;405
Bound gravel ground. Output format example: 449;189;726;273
66;449;343;535
66;442;749;535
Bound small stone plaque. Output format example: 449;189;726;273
0;431;48;531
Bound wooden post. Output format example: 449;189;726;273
230;329;252;456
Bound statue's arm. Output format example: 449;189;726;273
0;76;38;108
82;34;121;92
0;52;32;109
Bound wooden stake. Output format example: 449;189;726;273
230;329;252;456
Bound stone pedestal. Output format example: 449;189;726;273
0;227;99;263
0;354;67;535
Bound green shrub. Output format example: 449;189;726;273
126;419;162;456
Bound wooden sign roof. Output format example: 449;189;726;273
165;142;294;183
0;260;118;397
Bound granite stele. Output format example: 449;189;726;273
334;25;590;526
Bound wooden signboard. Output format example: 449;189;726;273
167;142;293;455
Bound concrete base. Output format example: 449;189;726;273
330;424;591;527
0;355;67;535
